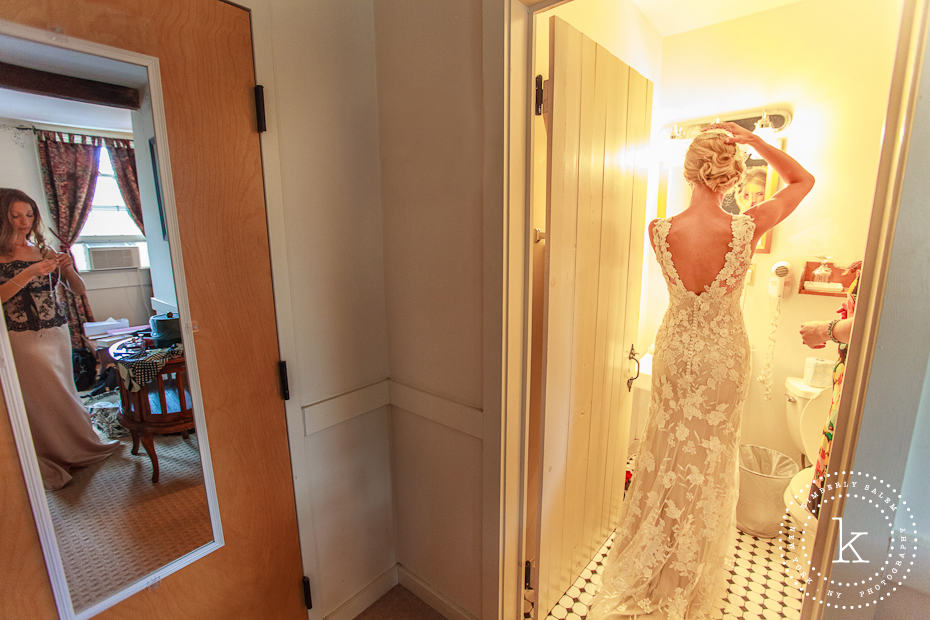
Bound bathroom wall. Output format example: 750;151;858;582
640;0;906;459
534;0;662;80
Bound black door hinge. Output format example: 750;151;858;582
254;84;267;132
278;360;290;401
302;576;312;609
534;75;544;116
524;560;532;589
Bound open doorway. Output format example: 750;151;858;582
514;1;920;618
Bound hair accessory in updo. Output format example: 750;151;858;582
682;128;747;194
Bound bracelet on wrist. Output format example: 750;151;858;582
826;319;841;344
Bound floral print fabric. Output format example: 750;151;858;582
587;214;755;619
805;272;860;517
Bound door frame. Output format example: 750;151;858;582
0;19;224;620
228;2;321;611
493;1;930;619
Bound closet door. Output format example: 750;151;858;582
0;1;305;617
533;16;651;618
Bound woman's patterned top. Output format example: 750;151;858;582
0;260;67;332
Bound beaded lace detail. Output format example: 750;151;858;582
587;214;755;620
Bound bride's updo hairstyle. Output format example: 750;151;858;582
683;128;746;194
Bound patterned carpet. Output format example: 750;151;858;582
45;430;212;612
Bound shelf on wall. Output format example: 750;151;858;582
798;261;857;297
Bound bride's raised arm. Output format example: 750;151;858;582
710;121;815;241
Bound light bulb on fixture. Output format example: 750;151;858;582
752;112;778;147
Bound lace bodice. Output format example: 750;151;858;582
654;214;755;299
587;213;756;619
0;260;68;332
650;215;755;378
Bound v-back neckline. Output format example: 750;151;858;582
661;215;738;297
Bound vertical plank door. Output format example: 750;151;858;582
533;16;651;618
0;1;306;618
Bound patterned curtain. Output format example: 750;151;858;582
104;138;145;234
35;130;100;350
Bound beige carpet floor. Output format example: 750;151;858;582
45;431;212;613
356;586;445;619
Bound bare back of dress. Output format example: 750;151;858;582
588;213;756;619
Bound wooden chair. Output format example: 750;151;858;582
116;357;195;482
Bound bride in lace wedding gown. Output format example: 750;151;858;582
587;123;815;619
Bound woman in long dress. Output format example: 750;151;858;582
0;188;118;490
587;123;815;619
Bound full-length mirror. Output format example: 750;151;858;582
0;25;221;619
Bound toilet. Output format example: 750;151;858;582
781;376;832;578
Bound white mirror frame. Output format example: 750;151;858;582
0;19;223;620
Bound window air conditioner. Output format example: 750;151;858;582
87;246;141;270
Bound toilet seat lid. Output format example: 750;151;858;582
786;376;829;399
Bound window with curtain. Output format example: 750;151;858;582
71;147;150;271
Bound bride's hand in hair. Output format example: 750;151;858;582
708;122;758;146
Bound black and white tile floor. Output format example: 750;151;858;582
525;455;806;619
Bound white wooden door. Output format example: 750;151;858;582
533;16;652;617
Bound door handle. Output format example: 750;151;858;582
627;344;640;391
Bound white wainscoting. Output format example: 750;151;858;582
302;380;391;436
299;379;485;618
302;379;484;439
389;381;483;439
83;267;153;326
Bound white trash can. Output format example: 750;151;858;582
736;444;800;538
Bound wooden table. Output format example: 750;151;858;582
109;338;193;482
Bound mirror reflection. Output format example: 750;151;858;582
0;34;214;614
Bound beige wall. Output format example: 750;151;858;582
268;0;389;401
375;0;484;409
639;0;905;459
0;124;50;224
374;0;485;615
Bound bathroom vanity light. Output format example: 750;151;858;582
662;107;792;141
752;112;778;144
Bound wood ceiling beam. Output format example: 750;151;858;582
0;61;140;110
